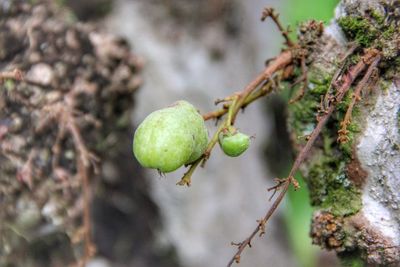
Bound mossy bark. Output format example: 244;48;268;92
287;0;400;265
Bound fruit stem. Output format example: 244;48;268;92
226;94;239;127
176;158;201;186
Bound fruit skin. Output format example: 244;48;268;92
219;126;250;157
133;101;208;173
175;101;209;164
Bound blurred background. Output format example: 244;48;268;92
1;0;339;266
69;0;340;266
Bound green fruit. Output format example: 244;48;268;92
133;101;208;173
219;126;250;157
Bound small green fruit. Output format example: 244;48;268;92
133;101;208;173
219;126;250;157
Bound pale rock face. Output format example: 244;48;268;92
357;84;400;246
325;0;400;261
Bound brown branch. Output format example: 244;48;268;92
202;51;292;122
227;179;291;266
261;7;294;47
0;69;23;81
226;49;380;267
181;51;291;186
203;106;228;121
322;43;359;108
36;90;99;265
288;49;378;178
58;106;98;264
338;55;381;143
180;52;292;186
231;50;292;124
78;160;96;264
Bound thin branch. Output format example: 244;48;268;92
0;69;23;81
202;51;292;122
203;107;227;121
176;158;201;186
322;43;359;107
261;7;294;47
288;49;378;178
36;90;99;265
231;50;292;124
338;55;381;143
78;159;96;264
226;49;380;267
180;51;292;186
227;179;291;266
176;122;226;186
202;78;275;121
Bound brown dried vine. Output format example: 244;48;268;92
1;2;142;266
198;13;383;265
226;46;381;266
36;89;99;265
0;69;23;82
338;55;381;143
2;70;98;266
177;8;295;186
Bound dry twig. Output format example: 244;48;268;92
261;7;294;47
226;48;381;267
177;50;293;187
0;69;23;81
338;55;381;143
36;90;99;265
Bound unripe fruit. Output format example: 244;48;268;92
219;126;250;157
133;101;208;173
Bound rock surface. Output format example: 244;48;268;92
295;0;400;265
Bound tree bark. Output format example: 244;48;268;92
288;0;400;265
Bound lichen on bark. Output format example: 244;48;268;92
288;0;400;265
288;30;363;217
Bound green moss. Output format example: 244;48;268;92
370;10;385;25
339;250;365;267
338;16;378;47
380;80;391;91
289;69;331;139
395;56;400;67
348;54;361;66
322;129;334;156
289;73;359;152
338;8;400;58
333;88;363;159
339;121;361;157
336;91;352;113
288;65;363;217
290;98;318;137
306;155;361;216
308;69;332;86
310;84;328;95
382;25;396;39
